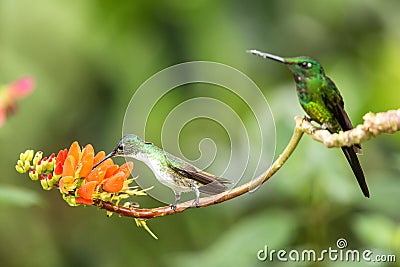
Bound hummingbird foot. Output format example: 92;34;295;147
321;122;331;130
190;184;200;208
170;191;181;210
309;122;333;134
302;117;331;133
302;116;320;133
192;200;200;208
302;115;312;122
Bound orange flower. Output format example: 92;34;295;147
62;155;76;177
93;151;106;165
114;162;134;179
86;164;108;184
59;176;75;193
105;164;119;177
67;141;81;163
57;142;92;180
103;172;126;193
102;162;134;193
78;144;94;177
76;197;94;205
77;181;97;200
76;181;98;204
54;149;68;175
54;141;134;205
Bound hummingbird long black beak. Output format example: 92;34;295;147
92;150;116;169
246;49;286;63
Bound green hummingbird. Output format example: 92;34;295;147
94;134;232;208
248;49;369;197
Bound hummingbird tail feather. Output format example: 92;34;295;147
198;180;230;195
341;146;370;197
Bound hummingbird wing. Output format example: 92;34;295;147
323;78;362;152
322;78;369;197
323;78;352;131
164;153;232;194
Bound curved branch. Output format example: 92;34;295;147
297;108;400;148
94;119;305;219
94;108;400;220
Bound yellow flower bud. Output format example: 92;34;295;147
135;219;158;239
106;211;113;217
29;170;39;181
21;150;30;161
52;174;62;182
35;162;43;174
62;194;77;207
46;159;55;172
27;150;34;162
46;174;56;188
41;160;48;172
15;165;25;174
24;160;30;171
40;176;51;190
33;151;43;166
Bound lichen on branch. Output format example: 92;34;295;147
298;109;400;148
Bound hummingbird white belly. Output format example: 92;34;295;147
140;156;193;193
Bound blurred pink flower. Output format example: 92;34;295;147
0;109;5;126
0;76;35;127
9;76;35;98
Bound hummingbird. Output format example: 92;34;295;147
94;134;232;208
248;49;370;198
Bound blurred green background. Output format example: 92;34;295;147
1;0;400;266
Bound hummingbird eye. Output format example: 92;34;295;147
117;143;124;152
300;62;312;69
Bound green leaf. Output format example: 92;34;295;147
0;184;42;207
352;213;396;248
168;209;297;267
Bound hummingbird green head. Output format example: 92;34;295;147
93;134;146;168
113;134;145;157
247;49;326;82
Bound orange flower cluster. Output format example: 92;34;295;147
16;141;156;238
55;141;133;205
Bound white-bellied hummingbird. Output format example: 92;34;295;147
248;49;369;197
94;134;232;208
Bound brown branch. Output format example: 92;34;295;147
94;119;305;219
297;108;400;148
94;108;400;220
